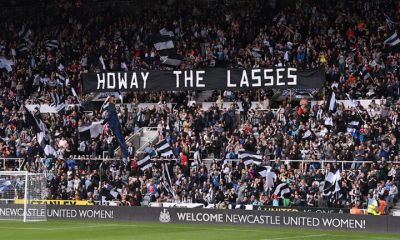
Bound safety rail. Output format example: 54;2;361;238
135;127;162;153
2;157;399;171
0;158;24;171
113;127;144;157
93;200;131;206
114;127;161;158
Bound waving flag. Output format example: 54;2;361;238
239;151;262;165
138;155;152;170
25;106;56;157
153;29;182;66
326;90;337;112
0;57;14;72
259;166;277;188
99;55;106;70
155;140;173;157
16;42;28;54
323;169;341;196
103;96;129;162
45;39;59;51
0;179;12;193
18;25;32;41
384;31;400;47
274;182;291;198
78;121;104;141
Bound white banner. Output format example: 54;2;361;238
25;104;67;113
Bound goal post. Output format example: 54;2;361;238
0;171;47;222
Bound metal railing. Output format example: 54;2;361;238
113;128;143;157
217;159;389;171
135;127;161;155
0;158;24;171
3;156;399;171
114;127;160;158
93;200;130;206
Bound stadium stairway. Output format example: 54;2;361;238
390;201;400;216
114;127;159;159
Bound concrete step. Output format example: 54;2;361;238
140;136;156;142
196;90;214;103
391;209;400;216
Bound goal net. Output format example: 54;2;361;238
0;171;47;222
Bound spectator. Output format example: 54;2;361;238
0;0;398;213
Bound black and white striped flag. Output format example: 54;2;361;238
113;35;122;44
34;117;50;149
56;72;66;86
0;57;14;72
274;182;291;198
323;170;341;196
138;155;152;170
302;129;312;139
18;25;32;41
160;28;174;37
71;88;82;106
222;158;228;168
160;54;182;66
384;32;400;47
44;144;57;156
384;14;400;30
153;31;182;66
345;93;364;122
326;90;337;112
16;24;34;55
323;171;335;195
26;106;56;157
57;63;64;71
78;121;104;141
155;140;174;157
49;91;61;106
347;119;360;133
273;13;284;24
99;55;106;70
154;35;175;51
251;48;264;58
334;170;341;194
258;166;272;176
16;42;28;54
239;151;262;165
359;66;371;80
45;40;59;51
348;121;360;127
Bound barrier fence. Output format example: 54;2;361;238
0;205;398;233
0;158;24;170
2;157;400;171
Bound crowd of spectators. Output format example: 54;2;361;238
0;0;400;214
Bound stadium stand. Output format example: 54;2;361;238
0;0;399;215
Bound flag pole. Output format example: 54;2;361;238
164;162;176;198
345;94;365;122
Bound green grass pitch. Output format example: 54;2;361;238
0;220;399;240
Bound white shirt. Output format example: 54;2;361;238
390;185;398;196
324;116;333;126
